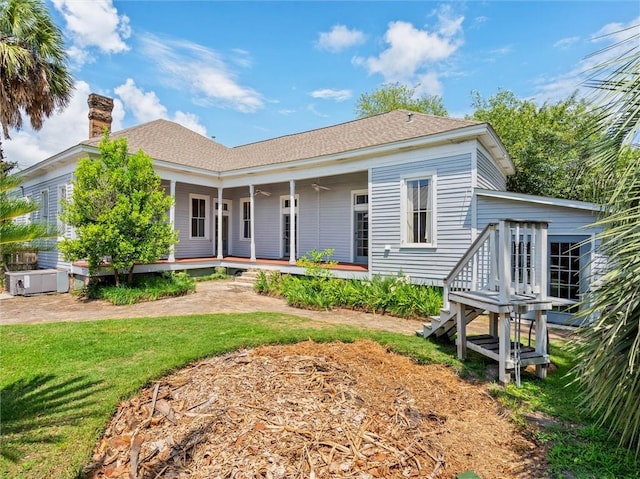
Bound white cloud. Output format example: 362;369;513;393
534;17;640;103
317;25;366;53
353;6;464;94
415;72;443;97
115;79;207;135
52;0;130;63
115;79;167;122
307;104;328;118
310;89;352;102
554;36;580;49
140;34;264;113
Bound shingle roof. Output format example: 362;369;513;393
228;110;482;170
82;119;230;171
82;110;483;173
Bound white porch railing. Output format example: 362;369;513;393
443;220;548;309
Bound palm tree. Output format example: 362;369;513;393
0;0;73;160
572;25;640;455
0;172;53;283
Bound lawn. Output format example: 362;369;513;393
1;313;638;478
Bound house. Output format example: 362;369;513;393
17;94;602;382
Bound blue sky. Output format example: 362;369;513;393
6;1;639;169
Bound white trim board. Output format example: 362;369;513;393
475;188;601;212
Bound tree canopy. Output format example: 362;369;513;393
468;89;603;201
59;135;178;286
0;0;73;160
355;83;448;118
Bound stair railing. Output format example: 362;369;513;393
443;220;548;310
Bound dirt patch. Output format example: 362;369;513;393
84;340;545;479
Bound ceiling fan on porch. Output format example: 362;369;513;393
311;182;330;192
254;189;272;197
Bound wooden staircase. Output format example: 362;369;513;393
419;220;553;385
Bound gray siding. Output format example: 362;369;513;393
21;173;74;269
174;183;216;258
225;172;367;261
476;195;602;237
371;152;473;285
477;149;506;190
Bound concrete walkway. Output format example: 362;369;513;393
0;279;572;343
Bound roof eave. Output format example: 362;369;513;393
220;123;501;177
17;144;98;180
475;188;602;212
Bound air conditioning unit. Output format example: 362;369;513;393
6;269;68;296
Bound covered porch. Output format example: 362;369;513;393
160;170;370;269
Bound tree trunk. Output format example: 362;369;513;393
113;268;120;287
127;266;135;286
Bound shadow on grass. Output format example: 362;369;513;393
1;374;107;463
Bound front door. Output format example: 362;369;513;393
282;214;298;257
215;216;229;256
354;211;368;264
548;235;590;325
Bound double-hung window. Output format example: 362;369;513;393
40;190;49;224
402;174;436;247
241;198;251;240
190;194;209;239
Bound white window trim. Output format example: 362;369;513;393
400;172;437;248
351;189;369;262
189;193;210;240
215;199;232;216
40;189;49;224
57;183;75;240
215;199;232;252
240;197;251;241
25;194;33;224
279;194;299;258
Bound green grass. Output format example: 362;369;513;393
1;315;638;478
0;313;457;479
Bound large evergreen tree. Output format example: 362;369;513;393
59;135;178;286
0;0;73;160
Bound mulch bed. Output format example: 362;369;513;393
84;340;545;478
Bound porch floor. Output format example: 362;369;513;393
72;256;369;274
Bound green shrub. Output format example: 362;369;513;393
254;265;442;319
83;272;196;305
194;266;230;282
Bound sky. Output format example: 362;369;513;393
5;0;640;170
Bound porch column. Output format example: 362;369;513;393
249;184;256;262
289;179;296;264
498;312;511;384
168;180;176;263
216;187;223;259
535;310;548;379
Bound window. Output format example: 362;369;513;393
241;198;251;240
402;175;436;246
25;194;33;223
57;184;75;239
40;190;49;224
189;194;209;239
354;194;368;205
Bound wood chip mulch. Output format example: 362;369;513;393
84;340;545;479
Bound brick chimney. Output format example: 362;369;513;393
87;93;114;138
